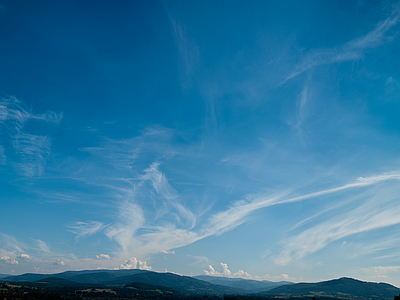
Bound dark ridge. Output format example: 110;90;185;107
264;277;400;300
105;271;246;295
35;277;85;286
194;275;292;292
124;281;181;296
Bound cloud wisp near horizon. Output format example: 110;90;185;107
1;0;400;286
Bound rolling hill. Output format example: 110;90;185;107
265;277;400;300
3;269;145;284
194;275;292;292
4;271;400;299
124;282;181;297
104;271;246;295
3;269;245;295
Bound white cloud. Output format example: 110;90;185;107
105;171;400;262
119;257;151;270
275;182;400;265
96;254;111;260
284;7;400;82
13;133;52;177
203;265;220;276
0;233;25;253
141;162;196;229
364;266;400;274
220;263;231;276
35;239;50;252
232;269;251;278
203;263;242;278
0;97;62;177
159;250;175;254
169;15;199;89
53;259;65;266
187;255;210;267
0;256;18;264
201;263;257;280
105;201;145;253
0;145;6;165
252;273;296;282
203;173;400;239
17;254;31;260
68;221;104;240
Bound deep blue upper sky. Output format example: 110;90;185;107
1;0;400;285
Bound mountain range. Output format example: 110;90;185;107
2;270;400;299
2;270;245;295
194;275;292;292
265;277;400;300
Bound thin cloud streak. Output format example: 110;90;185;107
275;183;400;265
169;15;199;89
35;239;50;253
0;96;62;176
283;7;400;83
140;162;196;229
13;133;52;176
201;173;400;238
106;171;400;261
68;221;105;241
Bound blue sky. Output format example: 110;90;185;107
1;0;400;286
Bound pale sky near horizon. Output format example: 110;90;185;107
2;0;400;287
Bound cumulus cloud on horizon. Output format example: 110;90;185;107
203;263;250;278
119;257;151;270
1;256;18;264
53;259;65;266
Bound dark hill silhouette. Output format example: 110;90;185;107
3;269;146;284
105;271;246;295
3;273;49;282
3;269;245;295
4;270;399;298
194;275;292;292
35;277;84;286
265;277;400;300
124;281;181;297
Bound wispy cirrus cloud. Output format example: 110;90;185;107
141;162;196;229
284;6;400;83
102;165;400;263
64;125;400;267
201;174;400;239
362;266;400;279
0;97;61;132
275;181;400;265
68;221;105;241
105;201;145;253
0;233;25;253
13;133;52;177
187;255;210;266
169;16;199;89
35;239;50;253
0;97;62;176
364;266;400;273
159;249;175;254
0;145;6;165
